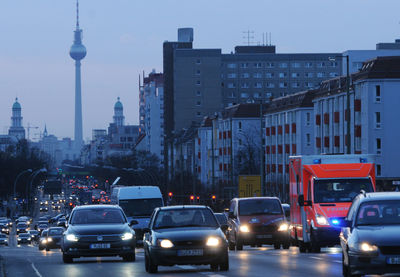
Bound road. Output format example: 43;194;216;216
0;243;346;277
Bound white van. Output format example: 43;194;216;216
111;186;164;245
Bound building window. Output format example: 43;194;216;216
266;62;275;68
254;82;263;88
265;92;272;99
279;82;288;88
376;138;381;154
376;164;381;176
240;73;250;78
305;82;314;88
196;80;201;85
254;93;260;98
254;62;263;68
305;62;313;68
240;92;248;98
196;111;202;117
279;63;288;68
238;121;242;130
227;63;237;69
291;73;300;78
227;73;236;78
196;59;201;64
266;82;275;88
306;112;311;125
279;72;287;78
241;83;250;88
317;72;326;78
329;72;339;77
253;72;263;78
196;70;201;75
228;92;235;98
330;61;338;67
292;82;300;88
375;85;381;102
196;91;201;96
305;72;313;78
375;112;381;128
317;62;325;68
266;72;274;78
240;63;249;68
227;83;236;88
196;101;201;106
239;139;242;145
306;133;311;146
291;62;301;68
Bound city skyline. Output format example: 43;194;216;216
0;0;399;140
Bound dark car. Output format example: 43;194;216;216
143;205;229;273
281;204;290;221
37;223;49;233
214;213;228;238
0;234;8;246
16;223;29;234
0;223;10;235
27;230;40;241
61;205;136;263
57;218;67;227
17;233;32;244
38;229;49;250
227;197;290;250
340;192;400;277
40;206;49;212
46;227;64;251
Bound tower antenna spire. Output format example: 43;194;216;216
76;0;80;29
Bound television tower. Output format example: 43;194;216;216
69;0;86;150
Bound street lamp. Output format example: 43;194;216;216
12;169;32;216
329;55;350;154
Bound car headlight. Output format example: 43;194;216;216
121;232;133;240
17;229;19;231
17;238;21;241
159;239;174;248
65;234;78;242
278;223;289;232
47;237;53;242
359;242;378;252
206;237;220;247
316;214;330;226
239;225;250;233
42;239;47;244
27;238;31;240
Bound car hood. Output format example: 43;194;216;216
68;224;129;235
238;214;285;226
154;227;223;241
355;225;400;246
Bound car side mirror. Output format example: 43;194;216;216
298;195;312;207
220;224;228;232
143;227;150;233
228;212;235;219
129;220;139;226
343;219;352;228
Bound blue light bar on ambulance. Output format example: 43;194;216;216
360;158;367;163
313;159;322;164
331;219;340;225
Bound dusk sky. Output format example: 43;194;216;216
0;0;399;141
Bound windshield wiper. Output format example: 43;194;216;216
154;226;177;230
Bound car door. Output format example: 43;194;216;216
341;196;360;264
227;200;237;242
144;209;156;252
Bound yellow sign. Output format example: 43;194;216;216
238;175;261;198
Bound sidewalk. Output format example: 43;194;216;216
0;255;5;277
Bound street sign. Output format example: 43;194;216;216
238;175;261;198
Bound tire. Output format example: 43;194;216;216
274;243;281;250
46;247;50;251
145;252;158;273
219;252;229;271
235;235;243;251
342;251;360;277
62;253;73;263
310;231;321;253
283;243;290;249
210;263;218;271
122;252;135;262
228;240;235;251
39;246;44;251
257;244;262;247
299;241;307;253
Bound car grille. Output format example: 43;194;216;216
78;234;121;242
380;246;400;255
251;224;277;233
173;240;204;247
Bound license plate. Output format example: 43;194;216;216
387;257;400;264
177;249;203;256
90;243;110;249
256;234;272;239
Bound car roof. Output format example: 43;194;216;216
232;197;281;201
73;204;121;210
158;205;209;210
360;192;400;202
48;227;64;230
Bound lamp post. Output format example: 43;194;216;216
329;55;350;154
12;169;32;216
27;168;47;215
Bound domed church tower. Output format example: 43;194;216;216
113;97;125;127
8;98;26;140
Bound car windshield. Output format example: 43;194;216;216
29;231;39;234
41;231;48;237
153;208;218;229
119;198;163;217
239;199;283;216
0;234;6;238
70;208;126;224
17;224;27;228
214;214;228;225
314;178;374;203
48;229;63;235
356;200;400;226
19;234;29;237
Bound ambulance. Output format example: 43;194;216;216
289;154;376;253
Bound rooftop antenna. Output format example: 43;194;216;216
76;0;80;29
269;32;272;46
242;30;254;46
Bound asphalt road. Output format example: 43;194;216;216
0;242;348;277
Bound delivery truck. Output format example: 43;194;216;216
289;154;376;253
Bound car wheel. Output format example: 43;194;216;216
122;252;135;262
342;251;360;277
39;246;43;250
310;231;321;253
62;253;73;263
274;243;281;250
145;252;158;273
228;239;235;251
219;251;229;271
257;244;262;247
299;241;307;253
282;243;290;249
210;263;218;271
235;235;243;251
46;247;50;251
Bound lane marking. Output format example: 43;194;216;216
309;256;323;260
29;260;43;277
333;260;342;263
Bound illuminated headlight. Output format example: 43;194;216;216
206;237;220;247
121;232;133;240
42;239;47;244
316;214;330;226
4;239;7;242
159;239;174;248
47;237;53;242
17;229;20;231
65;234;78;242
17;238;21;241
278;223;289;232
239;225;250;233
27;238;31;240
359;242;378;252
2;228;6;232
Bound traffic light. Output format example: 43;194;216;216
196;196;200;204
190;195;195;204
212;195;216;204
168;192;173;201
